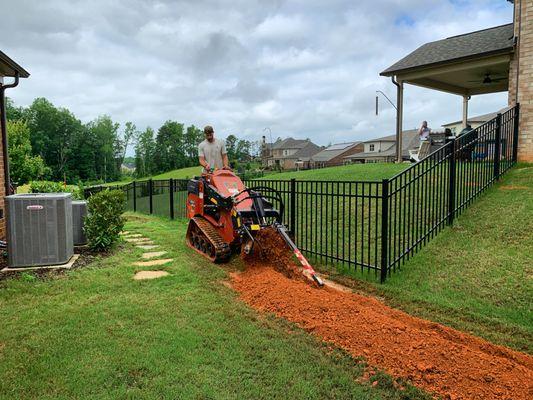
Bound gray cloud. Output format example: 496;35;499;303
1;0;513;153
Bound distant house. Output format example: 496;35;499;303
344;130;419;163
266;138;322;170
442;107;509;135
309;142;363;168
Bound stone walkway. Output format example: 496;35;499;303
120;231;172;280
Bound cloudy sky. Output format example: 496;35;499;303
2;0;513;151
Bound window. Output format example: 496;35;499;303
369;144;375;152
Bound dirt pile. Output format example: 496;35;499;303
241;227;305;281
232;266;533;400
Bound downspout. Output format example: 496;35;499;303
391;76;403;163
0;72;19;196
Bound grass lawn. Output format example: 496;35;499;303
0;214;429;400
262;163;408;181
326;164;533;353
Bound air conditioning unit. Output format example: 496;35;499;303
72;200;87;246
6;193;73;268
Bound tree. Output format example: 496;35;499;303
134;127;156;177
184;125;203;166
114;122;137;173
86;115;121;182
154;121;185;173
7;120;49;184
26;98;84;181
5;97;26;121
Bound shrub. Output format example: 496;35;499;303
29;180;84;200
84;190;125;251
29;180;63;193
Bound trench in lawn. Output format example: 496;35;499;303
230;228;533;400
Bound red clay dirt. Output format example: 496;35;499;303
232;230;533;400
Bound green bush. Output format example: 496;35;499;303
84;189;125;251
29;180;63;193
29;180;84;200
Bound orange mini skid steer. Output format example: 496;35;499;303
186;169;323;286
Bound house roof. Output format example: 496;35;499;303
310;142;362;162
271;137;312;150
442;107;509;127
346;130;419;160
0;50;30;78
277;142;323;160
380;24;514;76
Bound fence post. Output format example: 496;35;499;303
494;113;502;180
380;179;389;283
133;181;137;212
149;179;153;214
447;140;456;226
169;178;174;220
512;104;520;163
290;178;296;236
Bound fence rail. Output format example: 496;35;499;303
85;105;520;282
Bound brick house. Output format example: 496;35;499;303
380;0;532;162
265;138;322;170
309;142;363;168
0;51;29;239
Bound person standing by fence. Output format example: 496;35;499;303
198;125;231;172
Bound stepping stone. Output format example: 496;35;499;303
124;237;150;243
136;245;159;250
120;231;131;235
141;251;167;259
133;270;169;280
123;233;143;238
133;259;173;267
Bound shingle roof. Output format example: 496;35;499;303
310;142;362;162
271;138;311;150
0;50;30;78
346;130;419;160
381;24;514;76
442;107;509;127
291;142;323;160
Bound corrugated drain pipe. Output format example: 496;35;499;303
0;72;19;196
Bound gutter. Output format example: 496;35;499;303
0;72;19;196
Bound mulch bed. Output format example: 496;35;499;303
232;232;533;400
0;245;120;283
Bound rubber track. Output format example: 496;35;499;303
187;217;231;263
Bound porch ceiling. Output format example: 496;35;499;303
397;53;510;96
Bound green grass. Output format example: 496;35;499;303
0;214;429;400
262;163;408;181
326;164;533;353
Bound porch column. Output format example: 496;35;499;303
462;95;469;128
396;80;404;163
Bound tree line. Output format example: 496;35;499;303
6;97;260;185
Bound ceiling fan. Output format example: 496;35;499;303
468;73;507;85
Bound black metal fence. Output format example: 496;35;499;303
86;105;520;282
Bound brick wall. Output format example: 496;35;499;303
509;0;533;162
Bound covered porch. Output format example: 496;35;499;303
380;24;515;162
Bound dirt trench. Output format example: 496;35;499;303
232;229;533;400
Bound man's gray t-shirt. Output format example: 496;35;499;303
198;138;227;170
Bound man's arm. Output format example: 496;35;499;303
221;140;231;170
198;144;210;170
222;153;230;169
199;155;210;170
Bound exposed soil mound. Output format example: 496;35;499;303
232;267;533;400
241;227;305;281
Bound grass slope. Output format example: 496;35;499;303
262;163;408;181
0;214;429;400
331;164;532;353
